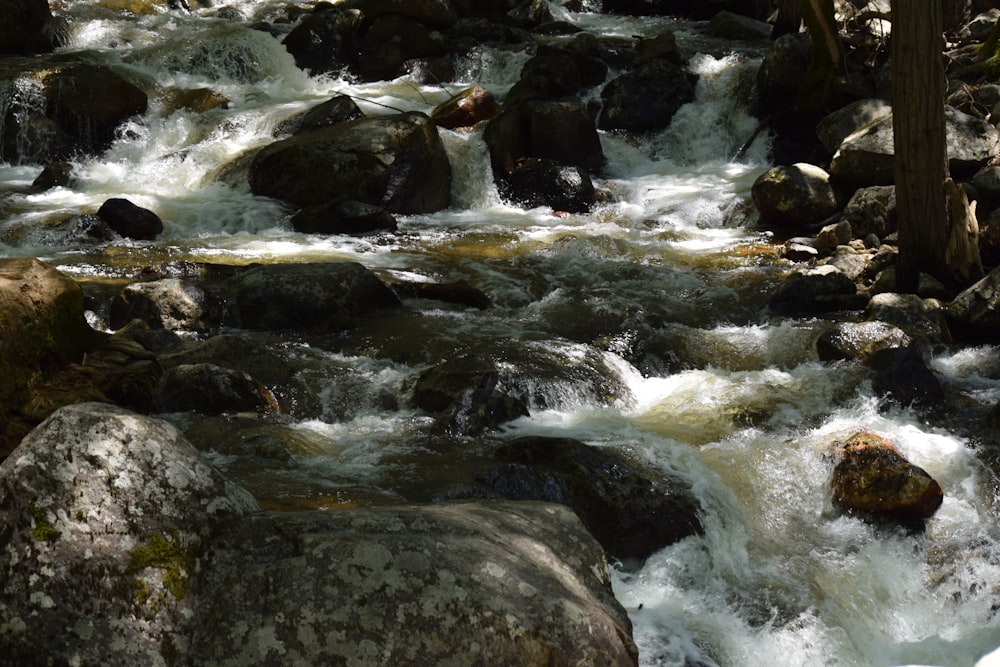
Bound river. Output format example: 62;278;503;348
1;1;999;665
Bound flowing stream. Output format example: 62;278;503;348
2;2;1000;665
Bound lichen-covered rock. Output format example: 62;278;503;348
0;402;260;666
248;112;451;214
829;430;944;523
219;261;400;331
751;162;839;229
191;502;638;666
865;292;952;345
841;184;896;240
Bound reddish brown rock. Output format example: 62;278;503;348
829;431;944;523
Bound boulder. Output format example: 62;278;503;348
864;292;952;345
281;6;363;75
42;64;148;156
0;404;638;665
219;261;400;331
816;320;912;362
248;112;451;214
474;436;703;561
96;197;163;240
830;106;1000;187
108;277;215;331
500;157;597;212
430;85;501;129
157;363;277;415
635;30;685;65
816;98;891;155
506;44;608;105
948;265;1000;337
192;502;638;666
841;185;896;240
413;355;530;434
598;59;695;133
0;403;261;665
484;98;604;177
829;430;944;523
0;258;102;456
705;10;772;40
358;14;449;82
290;199;398;235
31;161;73;190
769;264;866;315
0;0;65;54
756;32;812;116
751;163;839;230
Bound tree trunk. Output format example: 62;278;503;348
892;0;949;291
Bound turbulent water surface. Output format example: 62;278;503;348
2;1;1000;666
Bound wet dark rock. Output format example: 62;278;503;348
948;265;1000;338
0;402;260;666
769;265;866;315
281;6;363;75
500;157;596;213
430;85;501;129
159;334;296;388
280;94;364;135
635;30;685;66
829;430;944;523
598;59;694;133
451;0;514;20
42;64;149;156
157;362;277;415
290;199;398;235
219;261;400;331
413;355;530;434
0;258;103;457
474;436;703;562
816;321;912;362
358;14;448;82
484;98;604;179
109;277;215;331
61;214;118;244
194;502;638;666
0;0;66;54
249;112;451;214
506;44;608;104
97;197;164;241
751;163;839;230
868;347;945;412
31;161;73;190
392;279;491;309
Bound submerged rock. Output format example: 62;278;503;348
829;430;944;523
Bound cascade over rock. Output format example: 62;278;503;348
248;112;451;213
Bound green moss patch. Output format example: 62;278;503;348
126;532;197;602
